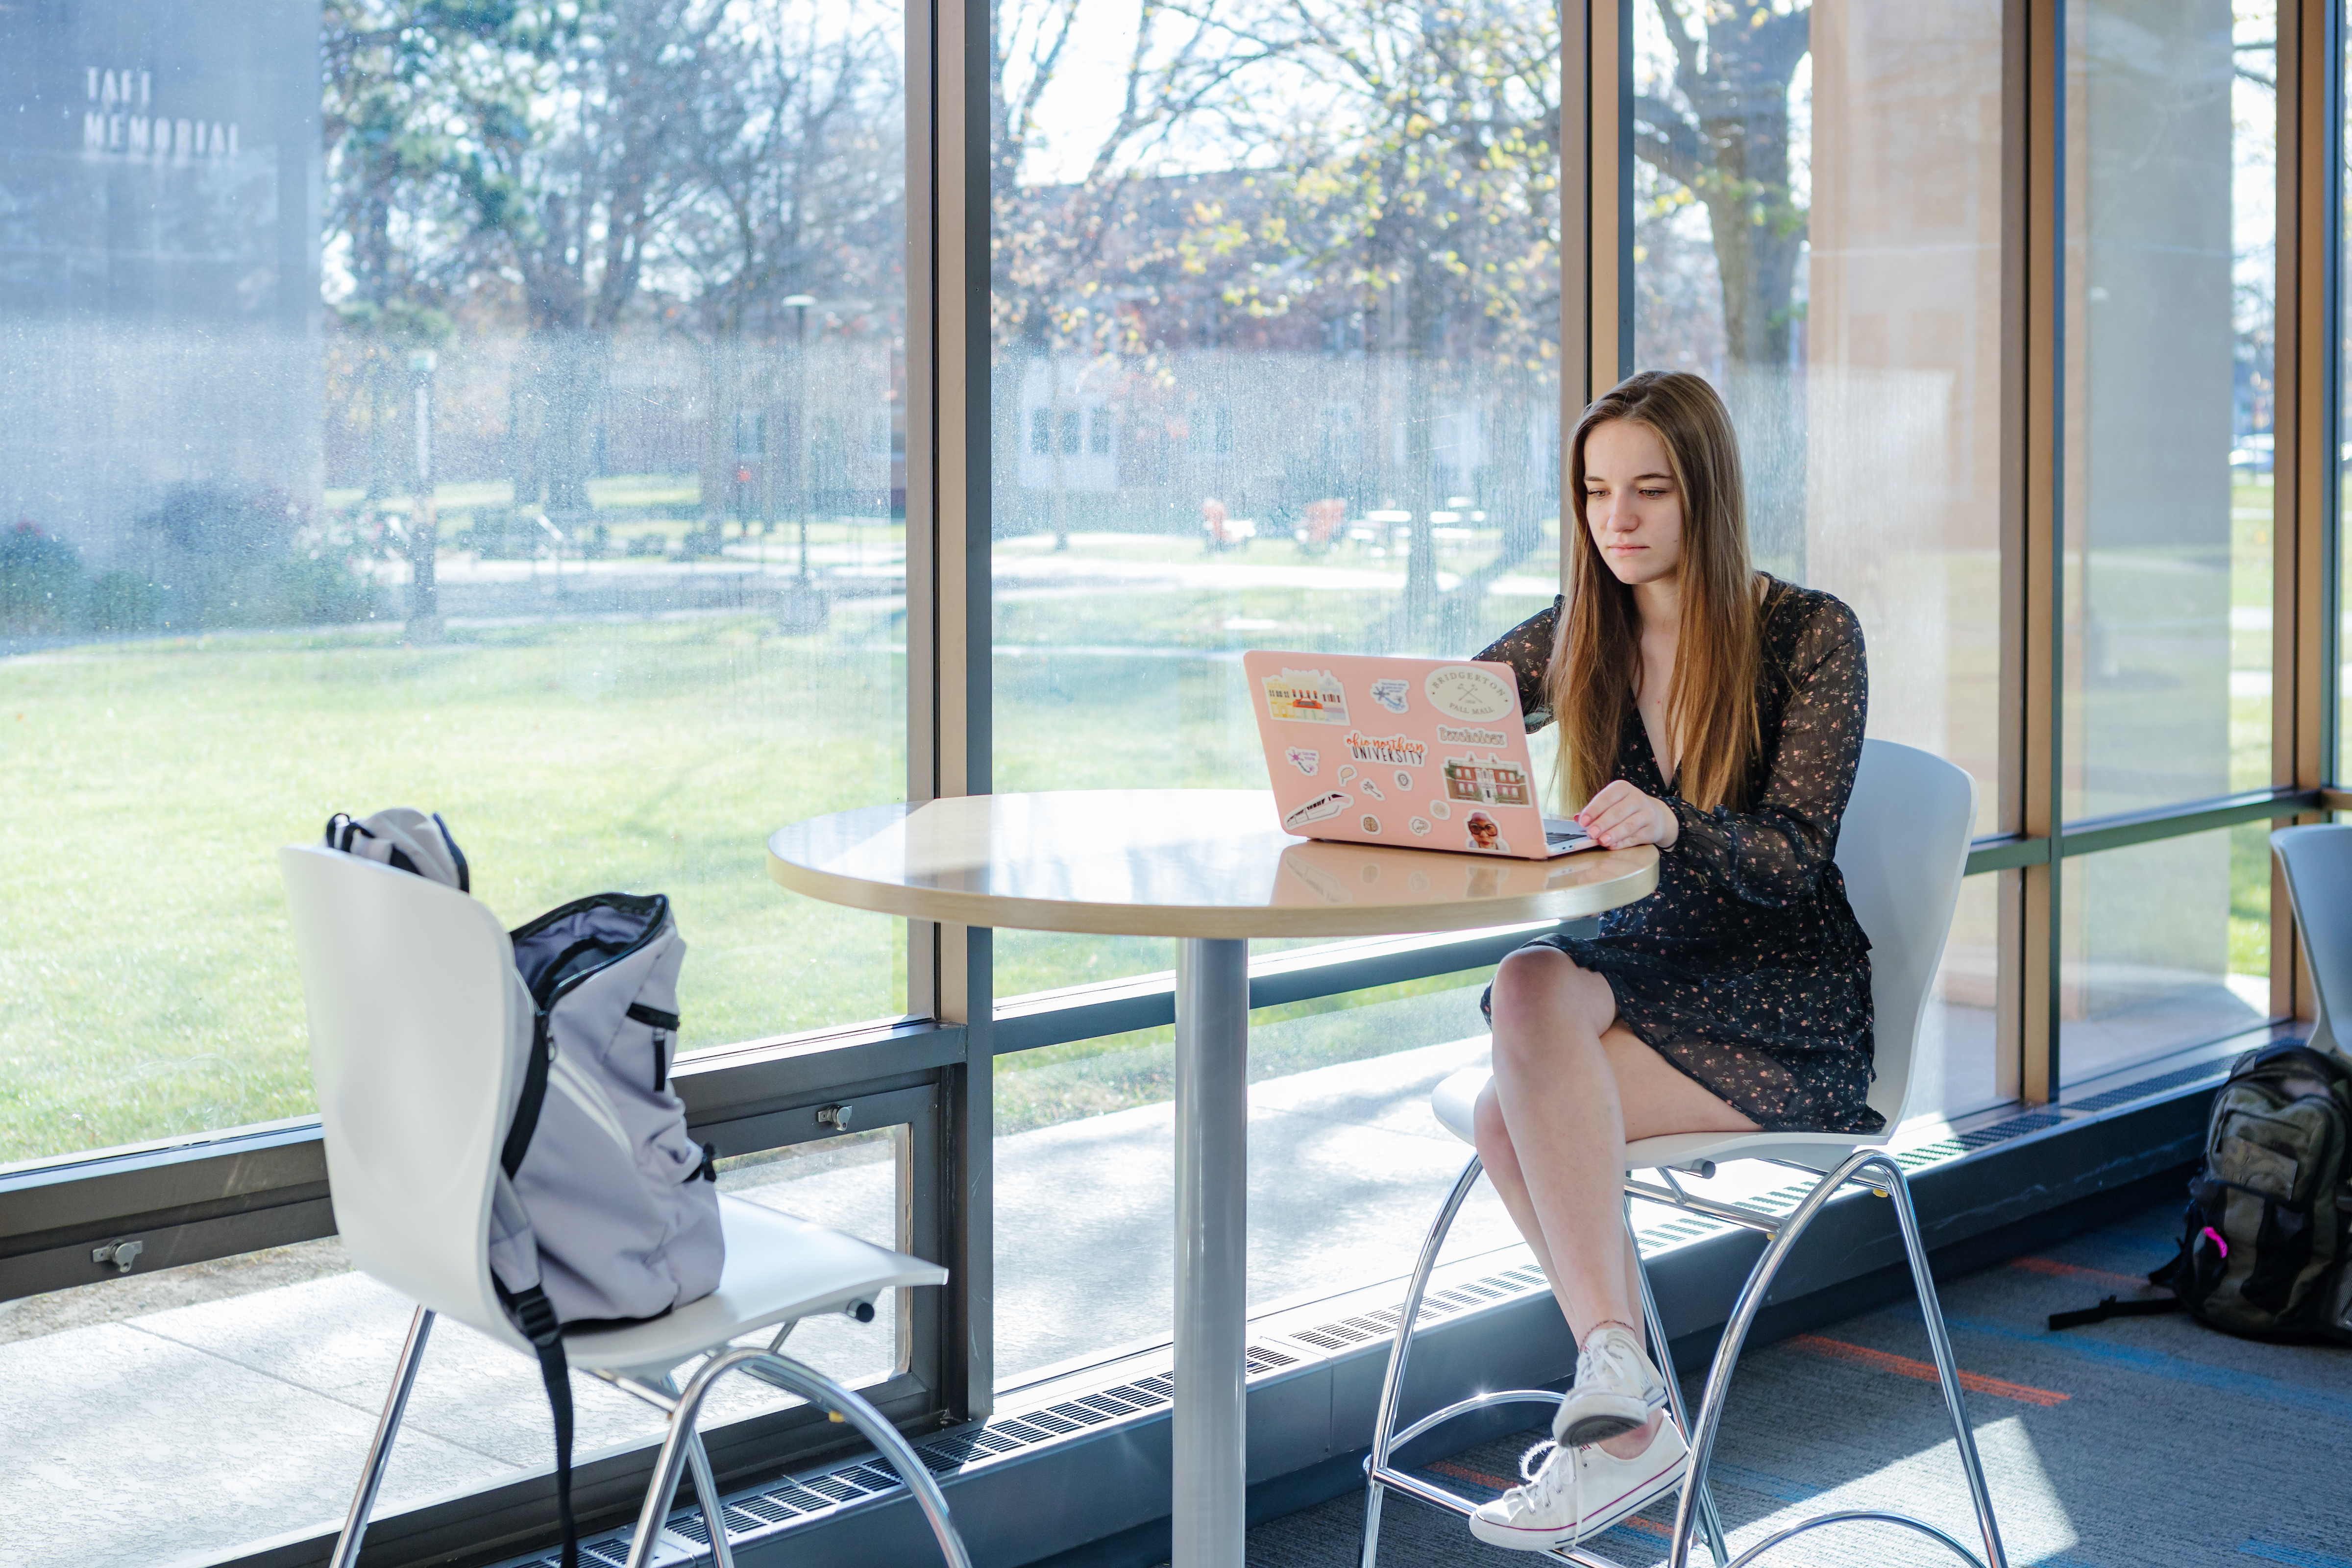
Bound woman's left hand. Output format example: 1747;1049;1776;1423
1575;780;1680;851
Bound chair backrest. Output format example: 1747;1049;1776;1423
2270;824;2352;1061
1835;738;1978;1130
279;844;522;1344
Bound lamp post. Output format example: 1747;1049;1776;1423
408;348;441;642
783;294;814;584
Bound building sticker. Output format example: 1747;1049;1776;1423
1444;752;1532;807
1263;667;1349;725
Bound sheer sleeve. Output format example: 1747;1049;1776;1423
1474;595;1562;732
1665;594;1867;908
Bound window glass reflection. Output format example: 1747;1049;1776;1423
2063;0;2275;818
0;0;908;1164
1631;0;2006;1118
994;972;1518;1388
2060;822;2273;1083
988;0;1564;998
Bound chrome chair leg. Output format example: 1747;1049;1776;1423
1875;1155;2010;1568
623;1348;971;1568
1665;1150;2009;1568
1360;1152;1483;1568
328;1304;435;1568
1629;1201;1728;1568
655;1374;738;1568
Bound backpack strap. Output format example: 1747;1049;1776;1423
2048;1295;2183;1331
506;1284;579;1568
502;1013;555;1179
431;811;470;894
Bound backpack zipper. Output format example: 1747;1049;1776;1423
501;895;674;1179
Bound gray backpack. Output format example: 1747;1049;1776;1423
325;809;725;1568
2052;1041;2352;1344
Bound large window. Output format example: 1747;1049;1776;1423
2060;0;2276;1067
983;0;1565;1385
0;0;909;1165
1632;0;2010;1115
986;0;1565;998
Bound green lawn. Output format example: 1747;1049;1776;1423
0;613;907;1161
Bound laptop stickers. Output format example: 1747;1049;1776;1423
1244;650;1581;861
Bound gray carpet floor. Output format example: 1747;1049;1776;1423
1236;1197;2352;1568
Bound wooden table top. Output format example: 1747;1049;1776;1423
766;789;1658;939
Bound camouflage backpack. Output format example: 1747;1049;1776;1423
2054;1043;2352;1342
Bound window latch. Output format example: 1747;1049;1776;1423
92;1238;145;1274
816;1103;854;1130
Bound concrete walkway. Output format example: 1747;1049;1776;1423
0;1037;1509;1568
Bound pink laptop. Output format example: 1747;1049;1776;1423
1241;650;1598;861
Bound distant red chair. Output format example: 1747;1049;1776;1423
1202;498;1254;551
1298;497;1345;551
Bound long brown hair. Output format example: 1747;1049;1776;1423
1546;370;1763;813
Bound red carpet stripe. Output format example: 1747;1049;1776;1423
2011;1254;2152;1291
1426;1457;1515;1491
1791;1333;2070;1406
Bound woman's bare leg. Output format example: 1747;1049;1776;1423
1475;947;1756;1457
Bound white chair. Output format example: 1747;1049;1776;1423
279;846;970;1568
1360;739;2008;1568
2271;823;2352;1062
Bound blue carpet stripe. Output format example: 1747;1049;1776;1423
1945;1317;2352;1424
2240;1542;2352;1568
1708;1461;1819;1505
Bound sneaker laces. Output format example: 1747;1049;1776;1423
1509;1438;1579;1517
1574;1325;1649;1393
1518;1440;1559;1485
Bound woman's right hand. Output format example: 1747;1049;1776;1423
1575;780;1680;851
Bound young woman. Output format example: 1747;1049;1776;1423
1461;370;1875;1550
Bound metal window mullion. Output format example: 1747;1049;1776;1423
907;0;994;1421
2273;0;2345;1025
1561;0;1590;435
2017;0;2067;1105
1587;0;1631;405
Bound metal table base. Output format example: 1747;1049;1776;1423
1174;936;1250;1568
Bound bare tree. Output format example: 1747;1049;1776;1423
446;0;734;512
1632;0;1810;559
1174;0;1563;628
663;0;904;524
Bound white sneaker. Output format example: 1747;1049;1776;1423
1467;1417;1690;1551
1551;1322;1669;1446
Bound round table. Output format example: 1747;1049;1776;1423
767;788;1657;1568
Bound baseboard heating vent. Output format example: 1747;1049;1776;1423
2064;1052;2244;1114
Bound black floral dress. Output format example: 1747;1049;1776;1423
1477;577;1882;1134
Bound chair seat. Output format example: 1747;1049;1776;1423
489;1196;945;1373
1431;1065;1887;1177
